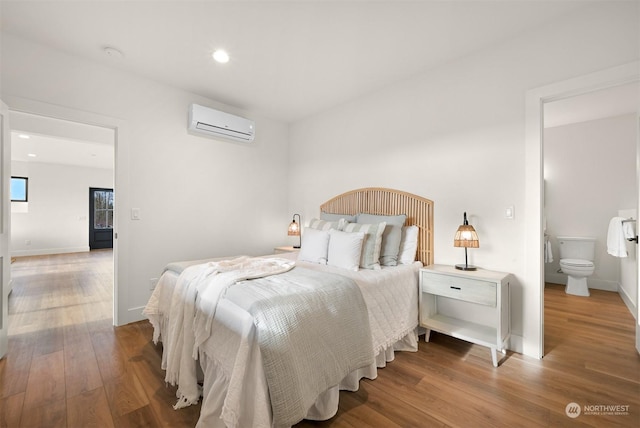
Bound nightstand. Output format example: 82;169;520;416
419;264;511;367
274;246;299;254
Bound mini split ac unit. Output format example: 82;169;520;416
188;104;255;142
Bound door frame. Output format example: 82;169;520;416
1;100;10;358
4;96;131;326
524;61;640;358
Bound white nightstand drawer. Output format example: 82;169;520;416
421;272;496;306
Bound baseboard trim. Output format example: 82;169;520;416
544;273;618;292
121;306;147;326
11;246;91;257
618;285;637;320
508;334;524;355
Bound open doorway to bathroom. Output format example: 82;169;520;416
542;82;639;355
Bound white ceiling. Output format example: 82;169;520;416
544;82;639;128
10;111;114;169
2;1;637;167
1;0;590;123
11;131;114;169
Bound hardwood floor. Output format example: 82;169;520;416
1;252;638;427
1;251;201;427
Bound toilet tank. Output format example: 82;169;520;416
557;236;596;261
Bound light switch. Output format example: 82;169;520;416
505;205;514;219
131;208;141;220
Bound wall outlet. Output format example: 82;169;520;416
149;277;159;290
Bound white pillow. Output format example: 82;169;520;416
327;229;365;271
343;222;386;269
297;228;330;264
398;225;419;264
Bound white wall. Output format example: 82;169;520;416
544;114;637;292
11;160;114;256
1;34;290;324
288;2;639;355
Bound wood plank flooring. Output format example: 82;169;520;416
1;251;639;427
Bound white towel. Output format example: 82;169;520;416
622;220;635;240
544;235;553;263
607;217;628;258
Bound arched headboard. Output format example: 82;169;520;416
320;188;434;266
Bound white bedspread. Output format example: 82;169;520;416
145;253;422;427
245;267;373;427
294;260;420;356
144;256;295;408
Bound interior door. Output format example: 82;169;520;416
1;100;10;358
89;187;114;250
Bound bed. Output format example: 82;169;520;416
144;187;434;427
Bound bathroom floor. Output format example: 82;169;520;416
544;282;637;376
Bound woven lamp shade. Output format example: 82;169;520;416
288;221;300;236
454;225;479;248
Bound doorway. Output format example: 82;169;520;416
542;85;638;354
9;110;116;329
525;61;640;358
4;95;130;326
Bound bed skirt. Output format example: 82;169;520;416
195;328;419;428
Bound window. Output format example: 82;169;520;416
93;189;114;229
11;176;28;202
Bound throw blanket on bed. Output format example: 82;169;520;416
145;256;295;409
246;268;374;428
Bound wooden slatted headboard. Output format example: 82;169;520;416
320;188;434;266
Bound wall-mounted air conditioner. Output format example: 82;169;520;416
188;104;255;142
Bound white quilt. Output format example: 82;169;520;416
145;253;422;427
144;256;295;408
244;267;373;427
294;260;420;356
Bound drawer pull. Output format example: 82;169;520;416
450;286;461;290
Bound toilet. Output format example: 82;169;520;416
558;236;595;297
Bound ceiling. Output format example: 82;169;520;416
544;82;639;128
1;0;591;123
2;1;637;167
10;111;114;169
11;131;114;169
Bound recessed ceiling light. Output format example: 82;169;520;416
27;153;37;157
104;46;123;59
18;134;30;139
212;49;230;64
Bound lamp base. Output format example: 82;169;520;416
455;264;477;271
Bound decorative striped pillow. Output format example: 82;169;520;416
343;222;386;269
357;213;407;266
320;212;357;222
307;218;347;231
